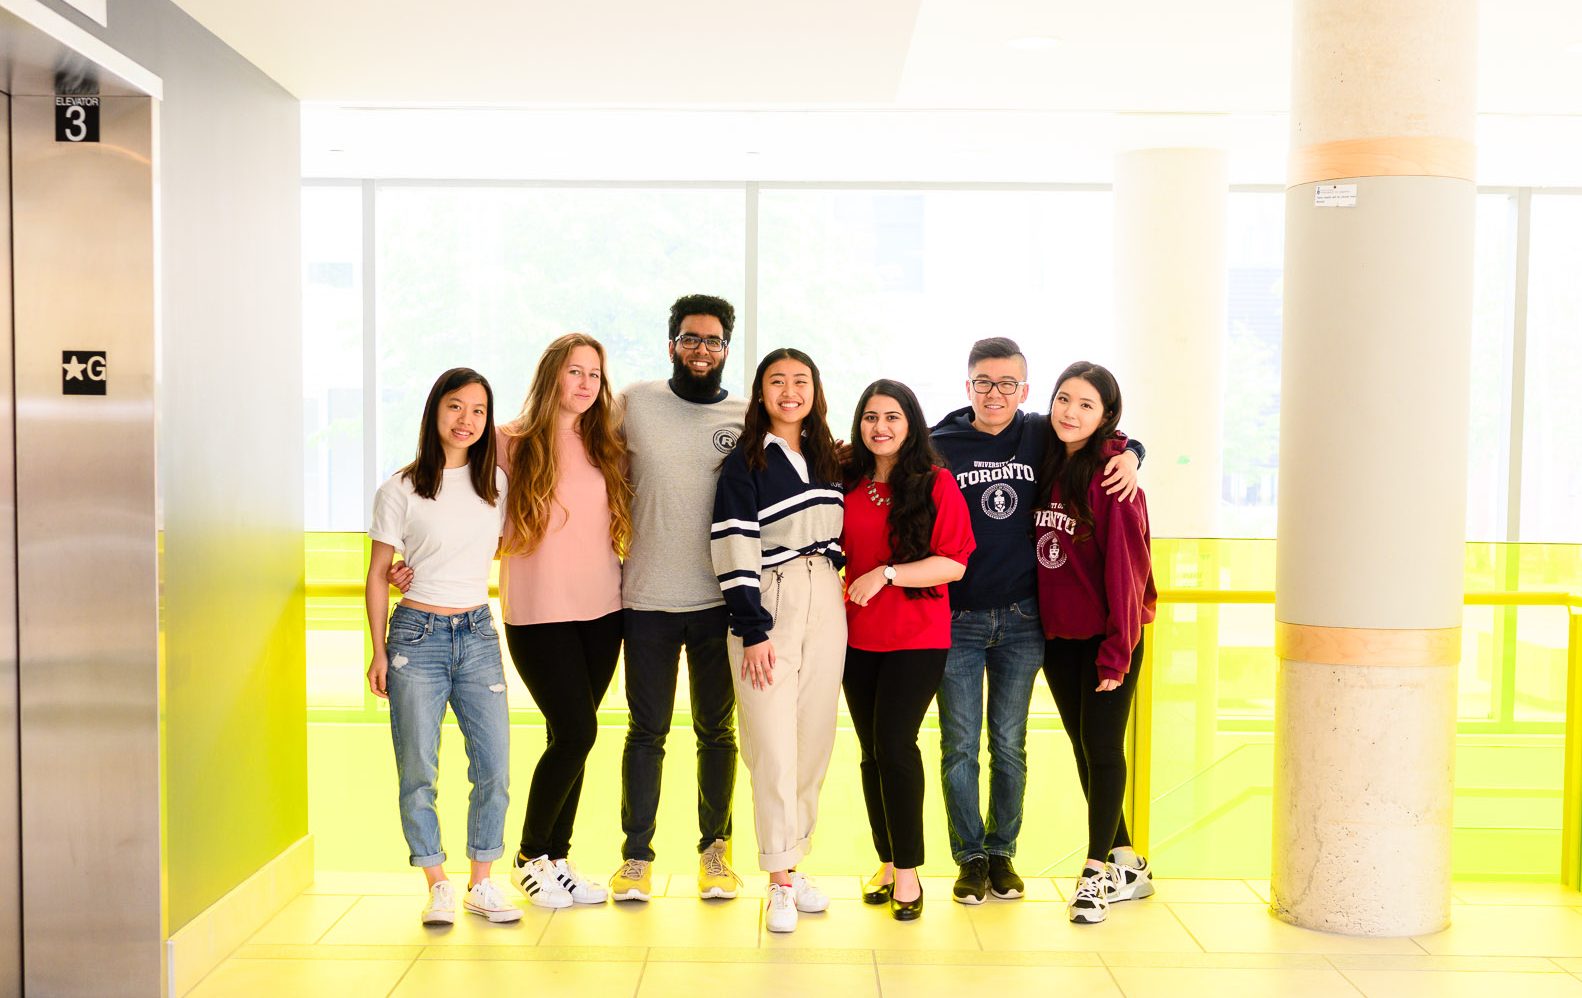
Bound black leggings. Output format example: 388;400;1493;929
1043;635;1144;862
504;610;623;860
842;646;948;869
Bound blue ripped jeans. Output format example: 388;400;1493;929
385;604;511;867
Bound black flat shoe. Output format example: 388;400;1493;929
890;882;923;921
863;870;893;905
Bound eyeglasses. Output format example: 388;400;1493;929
675;333;727;353
970;379;1027;396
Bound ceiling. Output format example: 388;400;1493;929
171;0;1582;115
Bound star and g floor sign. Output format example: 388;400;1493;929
62;351;106;395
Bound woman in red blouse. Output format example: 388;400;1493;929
842;379;976;921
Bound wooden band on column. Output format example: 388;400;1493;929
1288;136;1476;188
1275;621;1461;667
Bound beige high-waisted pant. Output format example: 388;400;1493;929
726;554;848;872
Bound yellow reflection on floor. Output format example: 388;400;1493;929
185;876;1582;997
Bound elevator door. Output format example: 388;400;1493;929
0;92;21;998
8;89;159;996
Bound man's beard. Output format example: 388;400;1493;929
671;355;724;401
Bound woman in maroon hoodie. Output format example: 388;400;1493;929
1034;361;1158;925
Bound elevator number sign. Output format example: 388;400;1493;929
55;96;99;143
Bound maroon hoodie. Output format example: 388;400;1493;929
1034;434;1158;682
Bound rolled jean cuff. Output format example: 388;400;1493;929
467;844;506;863
409;850;446;868
758;836;811;873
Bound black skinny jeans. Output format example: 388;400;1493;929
1043;635;1144;862
619;606;738;861
842;646;948;870
504;610;624;860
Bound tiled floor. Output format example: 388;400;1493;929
185;875;1582;997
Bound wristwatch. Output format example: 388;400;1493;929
883;565;897;585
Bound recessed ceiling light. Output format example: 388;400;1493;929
1008;35;1061;51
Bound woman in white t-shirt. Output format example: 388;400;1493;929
365;367;519;927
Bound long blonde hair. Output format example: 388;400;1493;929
501;333;632;558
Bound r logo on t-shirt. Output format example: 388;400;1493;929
712;428;740;454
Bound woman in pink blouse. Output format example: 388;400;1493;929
496;333;633;908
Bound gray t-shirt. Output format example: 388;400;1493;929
621;379;749;612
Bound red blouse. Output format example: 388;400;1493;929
842;466;977;652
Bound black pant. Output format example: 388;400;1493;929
842;646;948;869
1044;635;1144;862
503;611;623;860
619;606;737;861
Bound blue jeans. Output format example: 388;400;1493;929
936;600;1044;864
386;604;511;867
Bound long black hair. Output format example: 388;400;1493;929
848;378;946;600
400;367;500;505
1035;361;1123;535
738;347;842;483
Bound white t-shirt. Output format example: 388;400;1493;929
369;465;507;609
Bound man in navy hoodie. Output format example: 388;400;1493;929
930;337;1144;905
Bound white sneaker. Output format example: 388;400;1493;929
1106;855;1155;902
789;872;830;913
465;878;525;922
765;882;799;933
512;854;573;909
1068;867;1112;925
421;880;456;924
552;858;609;904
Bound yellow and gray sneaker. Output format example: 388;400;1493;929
610;858;653;902
698;839;742;899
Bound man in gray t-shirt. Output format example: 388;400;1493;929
609;294;748;903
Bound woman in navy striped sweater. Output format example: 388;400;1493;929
710;347;847;935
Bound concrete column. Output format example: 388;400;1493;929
1113;148;1227;538
1272;0;1476;936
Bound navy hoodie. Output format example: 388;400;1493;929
931;407;1145;612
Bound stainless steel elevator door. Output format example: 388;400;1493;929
10;94;158;997
0;92;21;998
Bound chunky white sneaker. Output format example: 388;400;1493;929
765;882;799;933
609;858;653;902
1068;867;1112;925
421;880;456;925
512;854;573;909
465;878;524;922
1106;855;1155;902
789;872;830;913
552;858;609;904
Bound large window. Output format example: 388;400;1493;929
306;181;1563;542
1523;194;1582;542
757;189;1113;426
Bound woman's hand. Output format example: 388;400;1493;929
1100;449;1141;502
368;653;390;699
387;561;414;593
742;640;776;690
846;567;889;607
1095;677;1122;693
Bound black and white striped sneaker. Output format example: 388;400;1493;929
511;853;573;909
1068;866;1113;924
1106;855;1155;902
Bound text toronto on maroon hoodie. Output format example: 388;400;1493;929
1034;434;1159;682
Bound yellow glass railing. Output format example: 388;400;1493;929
305;534;1582;883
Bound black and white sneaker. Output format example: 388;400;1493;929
511;853;573;909
988;855;1024;899
1106;855;1155;902
952;856;990;905
1068;867;1113;924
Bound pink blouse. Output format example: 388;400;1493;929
497;426;623;626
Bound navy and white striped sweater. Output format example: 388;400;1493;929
710;437;845;647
